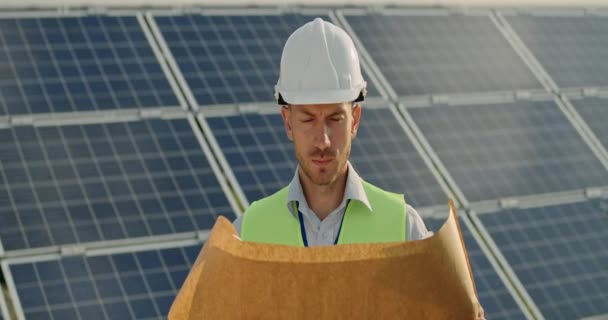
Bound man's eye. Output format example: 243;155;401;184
331;117;343;122
300;119;313;123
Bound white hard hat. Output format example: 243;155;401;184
275;17;367;105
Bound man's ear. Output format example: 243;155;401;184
351;104;362;138
281;106;293;141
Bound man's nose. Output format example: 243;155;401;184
313;123;331;150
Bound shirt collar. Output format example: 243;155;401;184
286;161;373;215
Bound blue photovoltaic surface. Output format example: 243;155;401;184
8;243;200;320
424;217;528;320
505;14;608;89
206;110;295;201
407;100;608;203
344;13;543;97
477;199;608;320
568;97;608;151
154;13;380;107
0;117;234;252
0;15;179;115
205;105;447;208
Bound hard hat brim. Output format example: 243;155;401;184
277;86;365;105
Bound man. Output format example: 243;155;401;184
232;17;430;245
231;17;484;318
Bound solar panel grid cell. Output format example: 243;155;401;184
344;13;543;97
505;14;608;90
406;99;608;203
205;111;296;202
6;243;201;320
568;96;608;152
424;216;529;320
0;117;234;252
0;15;179;116
350;107;447;207
477;199;608;320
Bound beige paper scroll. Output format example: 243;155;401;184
169;200;480;319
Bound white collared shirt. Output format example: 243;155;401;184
233;162;431;246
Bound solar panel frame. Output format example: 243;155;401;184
136;10;189;112
336;8;547;103
351;103;453;209
422;210;536;320
0;112;241;256
399;94;608;212
467;209;547;320
199;100;456;218
146;8;387;111
0;10;187;119
198;105;291;207
469;195;608;320
561;93;608;165
2;238;204;320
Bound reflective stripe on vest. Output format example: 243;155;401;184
241;180;406;246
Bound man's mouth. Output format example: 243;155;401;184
312;158;333;166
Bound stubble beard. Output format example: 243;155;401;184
295;143;351;187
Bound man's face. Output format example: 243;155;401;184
281;102;361;186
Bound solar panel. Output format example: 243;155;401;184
342;11;543;98
4;242;201;320
476;199;608;319
568;96;608;152
504;13;608;90
424;215;530;320
0;116;236;253
152;13;381;108
203;104;448;209
405;99;608;204
0;14;180;116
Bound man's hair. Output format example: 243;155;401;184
283;102;359;112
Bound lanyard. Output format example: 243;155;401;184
294;200;350;247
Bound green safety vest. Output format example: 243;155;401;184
241;180;406;246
